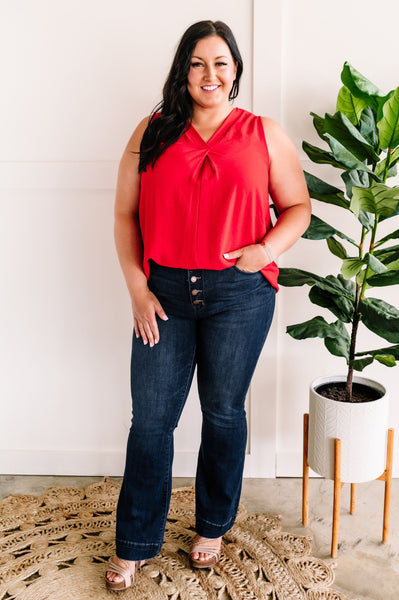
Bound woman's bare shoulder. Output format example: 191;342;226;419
124;116;151;154
260;116;297;156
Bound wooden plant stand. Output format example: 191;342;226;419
302;412;394;557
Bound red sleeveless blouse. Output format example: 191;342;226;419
139;108;279;290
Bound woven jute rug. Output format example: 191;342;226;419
0;480;350;600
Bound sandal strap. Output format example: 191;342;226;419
107;561;133;587
190;542;221;558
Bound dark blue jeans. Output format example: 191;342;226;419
116;261;276;560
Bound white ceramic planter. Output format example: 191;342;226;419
308;375;389;483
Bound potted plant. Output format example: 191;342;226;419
278;62;399;486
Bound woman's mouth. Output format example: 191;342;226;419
201;85;220;92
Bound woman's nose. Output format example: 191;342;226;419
204;65;216;79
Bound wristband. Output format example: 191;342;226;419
261;241;276;263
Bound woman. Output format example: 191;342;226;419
106;20;311;590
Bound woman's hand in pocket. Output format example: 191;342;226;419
223;243;270;273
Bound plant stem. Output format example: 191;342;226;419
346;286;360;402
382;148;392;184
346;216;380;402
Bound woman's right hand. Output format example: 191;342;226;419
131;286;168;347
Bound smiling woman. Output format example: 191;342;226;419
106;19;311;591
187;36;238;119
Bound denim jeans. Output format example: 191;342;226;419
115;261;276;560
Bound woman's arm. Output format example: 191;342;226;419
114;117;168;347
224;117;311;272
260;117;311;257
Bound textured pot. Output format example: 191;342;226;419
308;375;389;483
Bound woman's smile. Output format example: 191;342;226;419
202;84;220;91
187;36;237;109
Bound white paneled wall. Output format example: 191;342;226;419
1;0;398;477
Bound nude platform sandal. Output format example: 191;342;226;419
105;558;146;591
189;536;221;569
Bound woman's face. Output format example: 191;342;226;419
187;36;237;111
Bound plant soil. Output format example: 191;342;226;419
316;381;382;403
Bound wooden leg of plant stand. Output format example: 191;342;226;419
332;438;344;558
350;483;356;515
377;428;394;543
302;413;309;526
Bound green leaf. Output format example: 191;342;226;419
341;62;385;111
358;211;375;231
287;316;331;340
375;228;399;247
325;134;377;175
336;86;367;125
350;183;399;218
303;215;337;240
367;270;399;286
324;332;350;361
350;347;397;369
278;269;356;302
309;284;353;322
359;106;379;149
327;237;348;259
375;354;396;367
310;112;328;141
304;171;349;208
341;257;365;279
323;112;380;163
315;274;356;300
342;169;370;199
356;344;399;359
377;87;399;149
375;147;399;177
380;201;399;222
351;356;375;371
302;141;345;169
278;268;323;287
366;253;388;274
359;297;399;342
303;215;354;243
287;316;347;342
374;244;399;264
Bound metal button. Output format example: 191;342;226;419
193;300;203;305
192;289;200;296
191;276;197;282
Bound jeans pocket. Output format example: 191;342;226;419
231;265;259;275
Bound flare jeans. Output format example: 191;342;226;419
115;261;276;560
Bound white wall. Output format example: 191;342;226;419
275;0;399;476
1;0;398;477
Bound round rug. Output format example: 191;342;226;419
0;480;349;600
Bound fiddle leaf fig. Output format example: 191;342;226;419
341;62;385;111
349;183;399;218
303;214;354;244
278;62;399;400
325;134;376;175
336;86;367;125
327;237;348;259
341;257;364;279
304;171;349;208
377;87;399;150
359;298;399;343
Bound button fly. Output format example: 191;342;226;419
192;289;200;296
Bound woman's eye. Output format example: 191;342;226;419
191;62;203;68
216;62;227;67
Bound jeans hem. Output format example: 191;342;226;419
195;515;236;539
115;539;163;562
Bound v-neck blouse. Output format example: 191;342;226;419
139;108;279;290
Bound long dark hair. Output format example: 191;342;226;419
138;20;243;173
